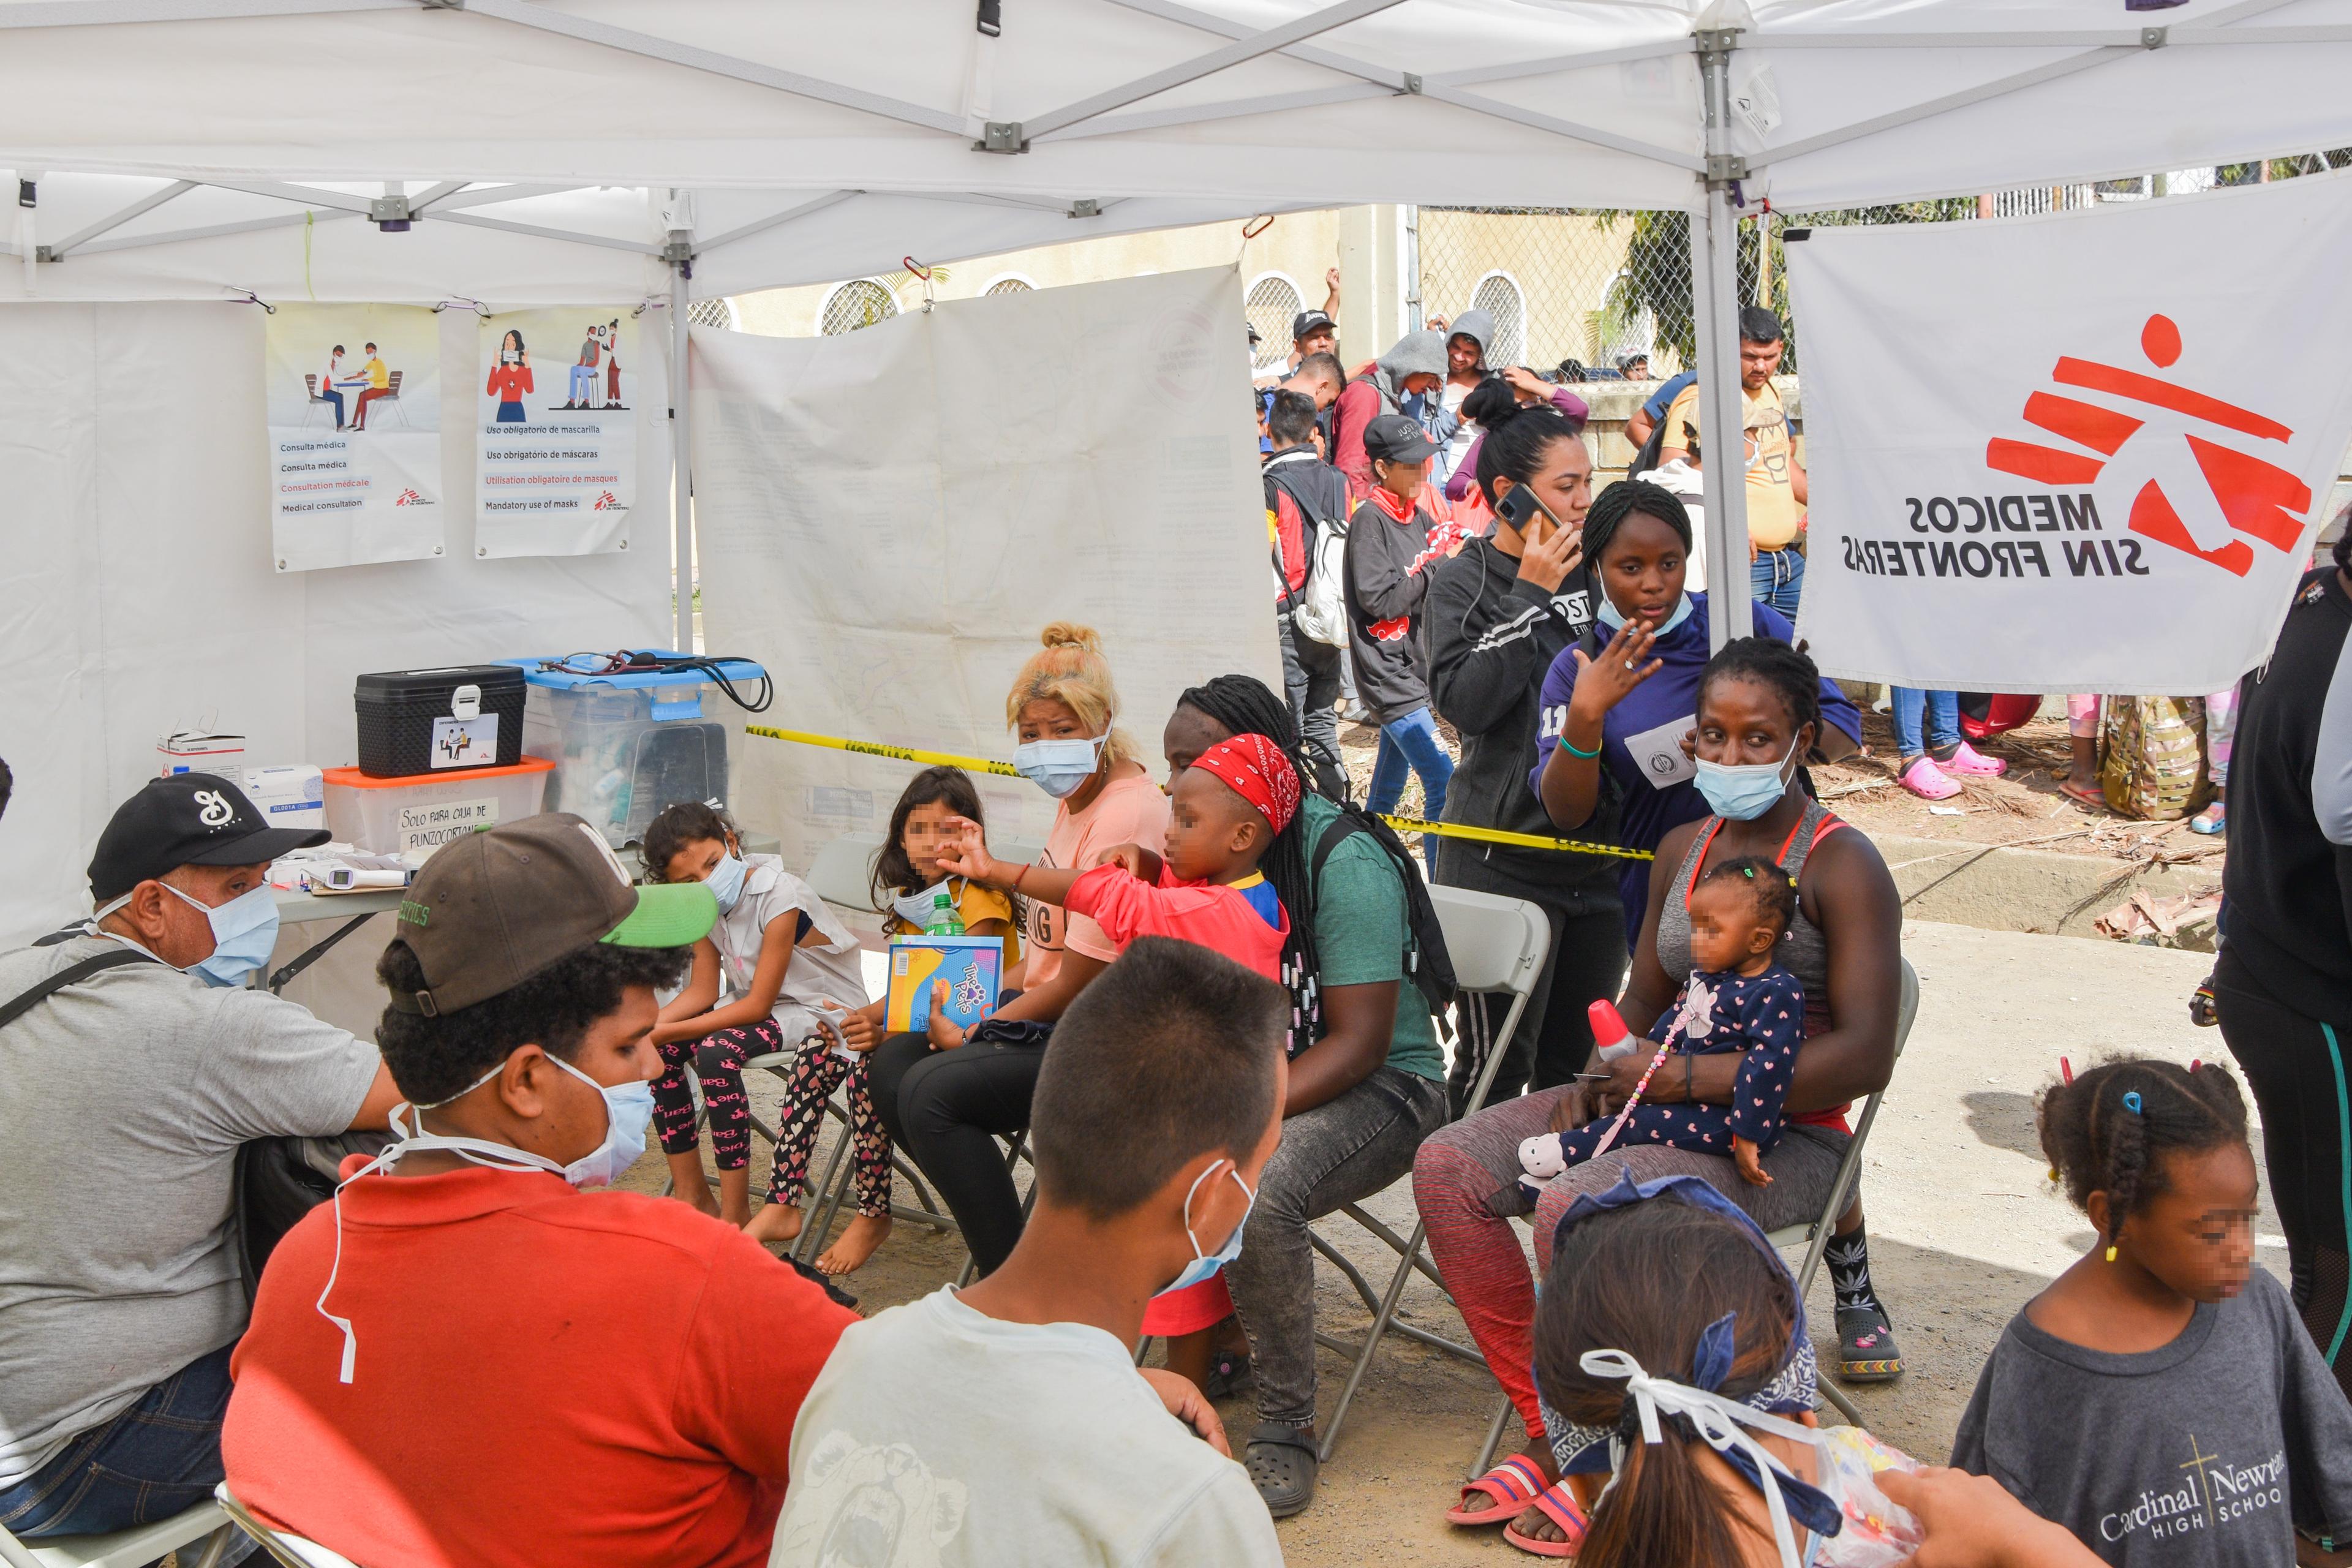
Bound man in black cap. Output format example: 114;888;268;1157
1289;306;1337;369
221;813;858;1567
0;773;398;1544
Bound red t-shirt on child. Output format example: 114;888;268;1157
224;1161;857;1568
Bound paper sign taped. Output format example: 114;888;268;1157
398;796;499;852
430;714;499;769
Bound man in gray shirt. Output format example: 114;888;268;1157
0;774;395;1542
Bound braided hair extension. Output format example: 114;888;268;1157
1697;637;1822;746
1175;675;1331;1052
2037;1058;2251;1251
1582;479;1694;570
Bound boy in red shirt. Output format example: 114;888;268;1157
221;815;858;1568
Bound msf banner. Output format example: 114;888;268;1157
1788;173;2352;696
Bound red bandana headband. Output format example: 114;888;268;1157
1191;734;1300;837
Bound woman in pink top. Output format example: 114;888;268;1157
865;624;1170;1277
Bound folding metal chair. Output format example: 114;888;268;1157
0;1499;233;1568
1468;955;1924;1473
1311;884;1553;1463
214;1485;360;1568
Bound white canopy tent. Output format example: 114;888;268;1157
11;0;2352;654
3;0;2350;938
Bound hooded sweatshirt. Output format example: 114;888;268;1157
1424;533;1623;908
1333;330;1446;492
1342;485;1444;724
1435;310;1494;481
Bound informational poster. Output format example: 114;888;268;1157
690;267;1280;872
475;308;638;558
1790;172;2352;695
263;303;443;571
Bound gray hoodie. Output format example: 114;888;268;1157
1446;309;1494;369
1366;329;1447;411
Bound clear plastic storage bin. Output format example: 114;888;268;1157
502;654;765;848
322;758;554;856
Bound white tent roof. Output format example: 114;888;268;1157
5;0;2350;303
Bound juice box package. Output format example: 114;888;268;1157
886;934;1004;1033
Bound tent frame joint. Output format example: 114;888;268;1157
1400;72;1422;94
2141;24;2168;48
1706;153;1749;184
1694;26;1741;59
1069;198;1102;218
977;120;1027;154
661;236;695;265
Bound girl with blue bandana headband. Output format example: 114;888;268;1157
1532;1172;1929;1567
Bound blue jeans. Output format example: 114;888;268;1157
0;1342;247;1553
1366;706;1453;869
1891;688;1961;761
1751;546;1805;620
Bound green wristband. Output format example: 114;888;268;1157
1559;736;1601;760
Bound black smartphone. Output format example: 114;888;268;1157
1494;483;1554;540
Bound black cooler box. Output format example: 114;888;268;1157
355;665;527;778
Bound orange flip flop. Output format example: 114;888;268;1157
1447;1453;1547;1526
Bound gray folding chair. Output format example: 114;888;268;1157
1469;954;1924;1472
1310;884;1553;1463
214;1485;360;1568
0;1499;233;1568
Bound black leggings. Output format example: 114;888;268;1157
2214;947;2352;1402
870;1032;1044;1276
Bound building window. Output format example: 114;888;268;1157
982;274;1035;296
819;279;900;336
1245;272;1303;371
686;297;736;330
1470;271;1526;368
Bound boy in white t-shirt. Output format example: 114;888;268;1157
770;937;1288;1568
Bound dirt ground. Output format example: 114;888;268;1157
647;919;2273;1567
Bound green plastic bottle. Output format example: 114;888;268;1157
924;889;965;937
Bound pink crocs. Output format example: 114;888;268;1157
1899;755;1962;801
1937;741;2008;777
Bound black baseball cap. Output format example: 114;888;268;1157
90;773;330;902
1363;412;1439;466
1292;310;1335;342
386;813;715;1016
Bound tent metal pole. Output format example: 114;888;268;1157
1691;29;1752;650
670;256;693;656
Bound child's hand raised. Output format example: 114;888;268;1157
1732;1136;1773;1187
1095;842;1163;883
930;816;1000;884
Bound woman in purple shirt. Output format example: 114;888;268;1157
1526;481;1862;952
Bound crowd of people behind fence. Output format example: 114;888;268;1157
2;288;2352;1568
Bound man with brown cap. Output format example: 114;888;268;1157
222;813;858;1568
0;772;399;1547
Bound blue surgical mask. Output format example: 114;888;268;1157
1694;741;1798;822
706;850;749;914
1012;733;1108;799
1156;1160;1256;1296
1597;590;1695;638
160;880;282;988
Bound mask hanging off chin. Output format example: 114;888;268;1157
1596;591;1695;638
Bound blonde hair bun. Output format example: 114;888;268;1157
1039;622;1102;653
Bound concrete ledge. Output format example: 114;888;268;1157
1869;831;2221;947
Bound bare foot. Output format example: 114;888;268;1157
665;1153;718;1217
743;1203;805;1248
1456;1442;1558;1520
816;1213;893;1275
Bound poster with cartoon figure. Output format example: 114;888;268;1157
474;308;638;559
263;304;443;571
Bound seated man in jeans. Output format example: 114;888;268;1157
0;774;399;1544
222;815;858;1568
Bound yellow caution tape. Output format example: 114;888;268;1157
746;725;1649;860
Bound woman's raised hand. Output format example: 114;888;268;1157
1568;620;1665;715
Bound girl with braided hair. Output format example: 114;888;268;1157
1953;1058;2352;1567
1161;673;1448;1520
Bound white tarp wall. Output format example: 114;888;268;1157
691;266;1280;870
0;301;674;944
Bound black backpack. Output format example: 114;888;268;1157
1309;810;1460;1021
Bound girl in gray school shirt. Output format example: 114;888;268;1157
1950;1060;2352;1567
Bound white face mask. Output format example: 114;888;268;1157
1011;732;1109;799
312;1052;654;1384
96;880;281;989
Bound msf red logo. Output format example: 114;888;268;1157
593;491;622;511
1987;314;2307;578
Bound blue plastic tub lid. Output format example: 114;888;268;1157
503;652;767;691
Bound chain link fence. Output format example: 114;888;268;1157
1418;153;2352;383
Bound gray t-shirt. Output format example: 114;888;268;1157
1951;1267;2352;1566
0;935;381;1487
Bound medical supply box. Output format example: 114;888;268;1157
239;764;326;831
886;934;1004;1034
322;757;554;856
157;731;245;777
502;654;764;849
353;665;527;778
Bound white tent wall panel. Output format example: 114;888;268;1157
0;301;673;944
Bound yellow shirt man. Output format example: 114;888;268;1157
359;355;389;390
1661;377;1801;549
